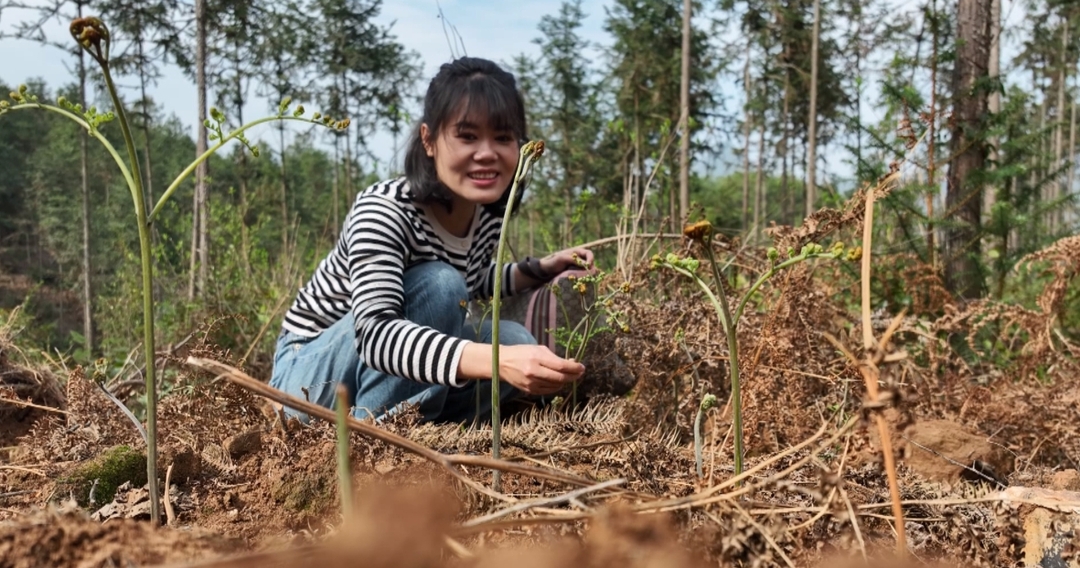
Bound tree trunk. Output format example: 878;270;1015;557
1068;97;1076;226
741;47;752;233
77;6;94;356
805;0;821;218
984;0;1000;221
944;0;990;299
189;0;209;301
754;121;766;244
677;0;691;227
279;123;289;253
233;44;250;269
780;71;791;223
927;0;939;270
333;135;341;231
1052;17;1068;230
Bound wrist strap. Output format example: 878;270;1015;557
516;256;557;282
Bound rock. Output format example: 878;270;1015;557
893;419;1013;486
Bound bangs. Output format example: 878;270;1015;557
441;74;526;140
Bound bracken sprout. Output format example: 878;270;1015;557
489;140;546;491
0;17;349;524
653;220;853;477
695;393;718;479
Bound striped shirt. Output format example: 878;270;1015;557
281;177;517;387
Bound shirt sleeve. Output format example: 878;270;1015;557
347;196;469;387
474;261;517;301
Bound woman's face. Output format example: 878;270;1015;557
421;108;519;207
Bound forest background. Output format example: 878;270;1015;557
0;0;1076;382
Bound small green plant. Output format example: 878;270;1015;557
653;221;851;476
489;140;546;490
0;17;348;524
695;393;717;479
550;268;629;407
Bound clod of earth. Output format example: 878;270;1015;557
269;459;336;514
58;444;147;507
897;419;1014;486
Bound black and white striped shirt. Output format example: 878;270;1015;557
281;177;516;387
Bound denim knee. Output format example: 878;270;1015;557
495;320;538;346
402;261;468;335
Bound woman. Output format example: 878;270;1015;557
270;56;592;424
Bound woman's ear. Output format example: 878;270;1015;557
420;124;434;157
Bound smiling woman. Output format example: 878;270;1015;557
270;57;594;425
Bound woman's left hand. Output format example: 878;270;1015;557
539;246;594;276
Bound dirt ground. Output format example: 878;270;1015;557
2;222;1079;567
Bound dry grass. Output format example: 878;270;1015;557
0;174;1078;567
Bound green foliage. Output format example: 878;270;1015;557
61;444;148;507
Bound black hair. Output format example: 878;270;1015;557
403;57;529;216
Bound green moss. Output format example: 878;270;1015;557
61;444;147;507
270;470;334;514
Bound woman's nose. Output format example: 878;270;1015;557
473;139;497;161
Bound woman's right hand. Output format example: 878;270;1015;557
496;344;584;395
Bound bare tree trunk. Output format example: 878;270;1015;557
1052;17;1069;230
944;0;990;299
232;46;250;269
189;0;209;301
754;121;766;244
77;3;94;355
332;135;341;230
780;71;791;223
1068;97;1077;225
741;47;752;233
279;123;289;253
927;0;939;270
805;0;821;218
984;0;1000;221
677;0;691;227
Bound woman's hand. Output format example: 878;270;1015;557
539;246;594;276
497;344;584;395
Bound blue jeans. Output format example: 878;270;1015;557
269;261;530;424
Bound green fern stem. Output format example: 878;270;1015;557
489;141;545;490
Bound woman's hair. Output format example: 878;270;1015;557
403;57;528;216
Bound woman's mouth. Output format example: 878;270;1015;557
468;171;499;187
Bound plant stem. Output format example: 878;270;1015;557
489;142;544;491
99;58;161;525
148;115;315;223
732;254;817;324
9;103;136;191
335;383;353;520
701;244;743;477
695;394;717;479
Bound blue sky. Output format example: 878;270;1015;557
0;0;616;178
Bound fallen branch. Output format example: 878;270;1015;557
186;357;602;497
463;478;626;528
0;394;68;415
